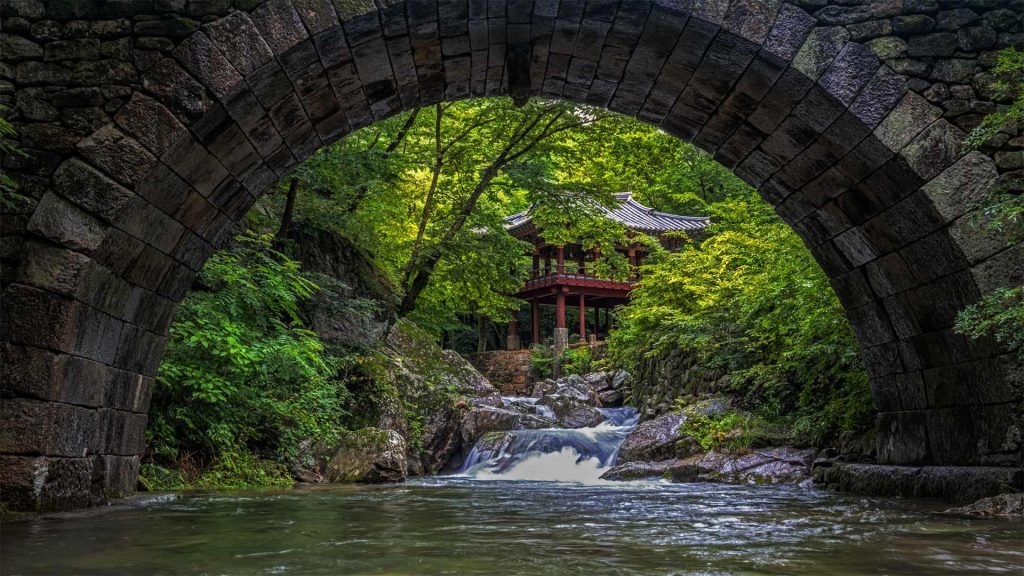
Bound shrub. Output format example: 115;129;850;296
147;232;350;488
530;344;554;379
560;346;593;376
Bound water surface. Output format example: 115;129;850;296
3;479;1021;575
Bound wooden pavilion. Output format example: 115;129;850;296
504;192;709;354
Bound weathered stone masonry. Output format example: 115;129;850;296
0;0;1020;512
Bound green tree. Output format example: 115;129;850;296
609;192;873;444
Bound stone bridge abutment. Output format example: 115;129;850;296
0;0;1021;512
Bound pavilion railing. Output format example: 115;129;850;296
525;266;639;284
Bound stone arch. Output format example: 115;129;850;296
1;0;1020;511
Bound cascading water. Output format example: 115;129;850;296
459;398;639;483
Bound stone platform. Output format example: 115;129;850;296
814;462;1023;504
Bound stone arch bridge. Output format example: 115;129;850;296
1;0;1021;512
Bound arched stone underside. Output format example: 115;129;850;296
1;0;1021;511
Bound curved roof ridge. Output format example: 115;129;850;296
616;193;710;222
505;191;710;234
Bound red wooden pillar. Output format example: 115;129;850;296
555;291;566;329
578;293;586;340
556;246;564;275
531;300;540;344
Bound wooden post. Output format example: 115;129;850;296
628;247;636;279
531;300;540;345
578;293;586;340
556;246;564;275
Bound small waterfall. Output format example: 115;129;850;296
459;402;638;483
501;396;556;419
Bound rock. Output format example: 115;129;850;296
460;406;557;447
325;428;407;483
616;411;688;463
557;404;608;428
813;463;1024;503
907;32;957;57
892;14;936;34
598;388;624;407
617;397;733;464
680;448;817;484
533;373;609;427
944;493;1024;518
600;459;700;482
289;224;398;351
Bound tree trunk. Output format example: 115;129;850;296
278;177;298;238
476;315;488;353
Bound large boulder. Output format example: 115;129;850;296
616;411;689;463
557;405;609;428
325;428;408;483
376;322;503;475
460;406;557;447
944;493;1024;518
602;447;816;485
616;397;733;463
678;447;817;484
288;223;399;351
534;373;608;428
600;459;700;482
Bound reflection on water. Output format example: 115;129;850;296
2;480;1021;575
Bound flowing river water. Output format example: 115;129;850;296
3;401;1022;575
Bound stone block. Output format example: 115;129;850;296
114;92;189;158
876;410;929;464
161;137;230;197
899;119;964;181
0;397;97;457
923;357;1015;409
860;189;946;254
115;196;187;255
833;226;879;267
907;32;957;57
948;209;1013;265
870;370;928;412
123;244;175;294
75;125;158;189
92;229;146;277
818;41;879;107
13;241;93;298
0;455;96;513
793;25;849;80
970;242;1023;295
133;161;193;217
873;91;941;152
173;31;244;103
26;192;109;255
898;228;969;286
847;300;897;347
141;58;213;124
1;344;105;408
921;151;998;222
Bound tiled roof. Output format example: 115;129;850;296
504;192;710;235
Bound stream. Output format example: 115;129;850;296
3;401;1021;575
